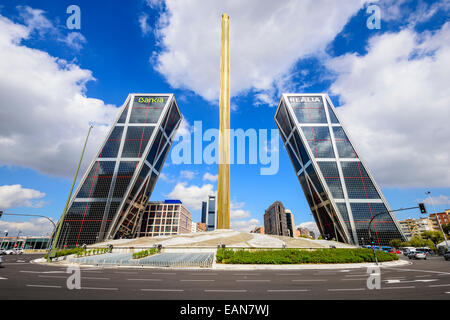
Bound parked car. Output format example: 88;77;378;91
4;249;15;255
389;250;401;254
14;248;23;255
0;248;5;255
4;248;23;255
413;251;427;260
444;251;450;261
407;251;417;259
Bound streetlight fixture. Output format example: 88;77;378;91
425;191;448;249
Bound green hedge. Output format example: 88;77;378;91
132;248;160;259
216;248;399;264
44;247;85;259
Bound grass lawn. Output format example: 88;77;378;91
216;248;399;264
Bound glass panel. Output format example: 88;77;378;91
121;126;154;158
285;140;302;173
99;126;123;158
146;130;164;166
298;172;313;207
333;127;357;158
336;203;352;234
327;101;339;124
163;102;181;137
317;161;344;199
351;203;404;246
77;161;115;198
117;103;129;123
341;162;380;199
302;127;335;158
275;102;292;139
59;201;107;247
113;161;138;198
292;129;310;165
130;96;167;123
288;96;327;123
131;164;150;197
154;140;170;173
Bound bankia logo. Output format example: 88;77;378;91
136;96;166;104
288;96;321;103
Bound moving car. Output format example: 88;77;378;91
413;251;427;260
444;251;450;261
0;248;5;255
4;248;23;255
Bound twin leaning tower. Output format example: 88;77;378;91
53;14;406;249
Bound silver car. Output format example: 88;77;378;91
413;251;427;260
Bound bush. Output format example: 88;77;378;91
215;248;399;264
44;247;85;259
132;248;160;259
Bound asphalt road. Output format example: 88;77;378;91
0;254;449;300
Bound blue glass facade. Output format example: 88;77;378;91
275;94;406;246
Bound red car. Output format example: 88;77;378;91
389;250;401;254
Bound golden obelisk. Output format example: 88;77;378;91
217;13;230;229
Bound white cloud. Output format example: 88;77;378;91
0;184;45;210
151;0;366;103
0;217;53;236
166;182;215;210
327;23;450;187
230;209;250;220
173;118;192;139
231;218;260;232
422;195;450;206
59;32;86;51
296;221;319;237
0;13;117;177
17;5;54;36
203;172;218;182
180;170;196;179
139;13;152;36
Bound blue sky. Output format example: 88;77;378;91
0;0;449;236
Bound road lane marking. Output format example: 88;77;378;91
236;279;270;282
328;288;365;291
345;274;369;277
267;289;309;292
381;267;450;276
275;273;303;276
385;279;437;284
180;279;215;282
141;289;184;292
151;272;176;275
429;284;450;287
233;273;261;276
127;278;162;281
190;273;218;276
382;286;415;290
204;289;247;292
38;275;66;279
0;277;7;280
82;277;110;280
292;279;326;282
81;287;118;291
26;284;62;288
115;272;138;274
341;278;367;281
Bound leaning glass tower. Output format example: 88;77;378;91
55;94;182;247
274;94;406;246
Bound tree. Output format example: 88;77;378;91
421;230;444;245
389;239;403;248
442;223;450;236
408;236;434;249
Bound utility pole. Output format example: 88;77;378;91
426;191;448;249
48;125;93;261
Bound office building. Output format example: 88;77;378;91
203;195;217;231
274;93;406;246
54;94;182;247
250;226;264;234
264;201;291;237
136;200;192;237
429;211;449;232
398;218;434;240
285;209;295;237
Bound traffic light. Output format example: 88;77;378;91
419;203;427;214
369;236;375;245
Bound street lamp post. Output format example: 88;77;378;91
425;191;448;249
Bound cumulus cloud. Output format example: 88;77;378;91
0;217;53;236
296;221;319;237
203;172;218;182
0;13;117;177
422;195;450;206
166;182;215;210
180;170;196;179
59;32;86;51
139;13;152;36
231;218;260;232
150;0;366;103
0;184;45;209
327;23;450;187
